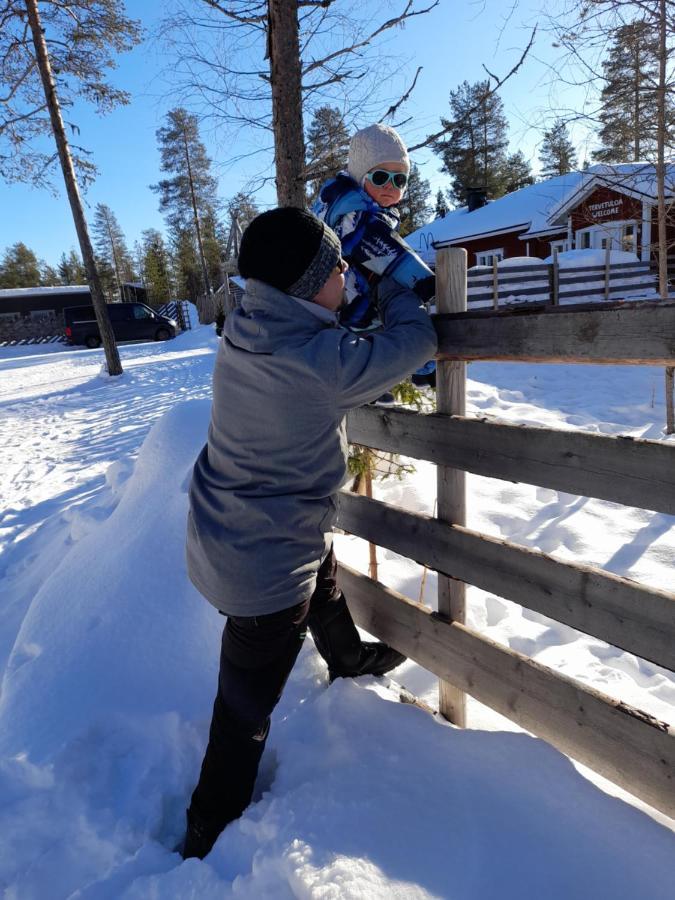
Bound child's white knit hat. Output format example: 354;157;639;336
347;124;410;184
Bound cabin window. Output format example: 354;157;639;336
621;223;636;252
550;239;571;254
30;309;55;321
476;248;504;266
0;312;21;323
576;221;638;253
577;229;592;249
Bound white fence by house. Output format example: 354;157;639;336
467;258;658;308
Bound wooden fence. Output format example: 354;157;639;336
339;247;675;819
468;258;658;308
156;299;192;332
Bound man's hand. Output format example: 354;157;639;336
413;275;435;304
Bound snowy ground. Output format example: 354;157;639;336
0;328;673;899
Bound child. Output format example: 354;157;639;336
313;123;436;394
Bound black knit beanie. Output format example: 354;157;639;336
238;208;342;300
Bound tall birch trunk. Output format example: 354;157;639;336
268;0;306;207
24;0;122;375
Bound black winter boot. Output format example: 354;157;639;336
309;591;406;681
330;641;406;682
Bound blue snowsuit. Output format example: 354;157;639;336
313;172;435;331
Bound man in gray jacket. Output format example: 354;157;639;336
183;207;437;859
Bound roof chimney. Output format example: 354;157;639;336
467;188;488;212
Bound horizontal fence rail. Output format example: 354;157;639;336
346;406;675;517
343;247;675;816
434;299;675;365
339;564;675;819
337;491;675;673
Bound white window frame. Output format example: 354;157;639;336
476;247;504;267
575;220;638;253
550;239;571;254
576;227;593;250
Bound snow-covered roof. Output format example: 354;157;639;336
407;173;584;254
0;285;90;300
407;162;675;257
546;161;675;224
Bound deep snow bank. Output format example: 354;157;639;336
1;393;674;898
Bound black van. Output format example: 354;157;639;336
63;303;177;348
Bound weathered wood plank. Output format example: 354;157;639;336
338;564;675;819
346;406;675;516
336;491;675;672
434;300;675;365
435;247;468;726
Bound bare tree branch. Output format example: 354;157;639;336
302;1;439;76
379;65;422;123
408;24;537;152
199;0;267;27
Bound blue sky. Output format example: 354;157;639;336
0;0;592;267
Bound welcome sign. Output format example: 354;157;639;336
586;197;624;220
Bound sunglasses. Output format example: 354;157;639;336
365;169;408;190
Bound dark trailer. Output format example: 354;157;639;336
0;283;148;324
0;285;91;323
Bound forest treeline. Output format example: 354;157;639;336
0;5;672;304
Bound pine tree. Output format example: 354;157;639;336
227;192;259;235
399;164;433;236
58;249;87;284
152;108;220;296
593;20;661;163
435;189;449;218
501;151;535;194
141;230;173;306
539;120;578;177
91;204;134;300
40;263;61;286
0;1;141;188
0;243;42;288
433;80;511;205
201;211;226;291
95;257;118;302
306;106;350;203
172;229;202;303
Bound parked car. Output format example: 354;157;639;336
63;303;178;348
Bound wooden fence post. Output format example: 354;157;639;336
492;258;499;309
604;243;611;302
435;247;467;726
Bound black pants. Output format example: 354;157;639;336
189;547;362;831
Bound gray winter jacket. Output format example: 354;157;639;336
186;275;437;617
